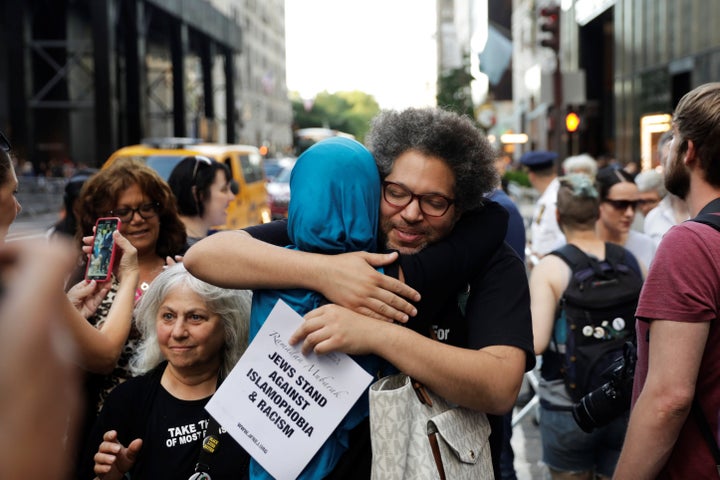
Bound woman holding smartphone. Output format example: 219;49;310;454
63;229;139;373
69;158;187;473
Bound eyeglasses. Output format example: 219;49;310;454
604;199;639;211
382;181;454;217
0;131;11;152
191;156;213;185
108;202;160;222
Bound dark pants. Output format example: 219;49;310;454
500;411;518;480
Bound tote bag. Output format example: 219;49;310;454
369;373;494;480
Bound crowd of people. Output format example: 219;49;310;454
1;83;719;480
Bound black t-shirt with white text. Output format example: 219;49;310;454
245;219;535;480
81;364;249;480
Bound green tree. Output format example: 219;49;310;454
290;90;380;143
436;54;475;118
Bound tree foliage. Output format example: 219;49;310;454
290;90;380;143
436;54;475;118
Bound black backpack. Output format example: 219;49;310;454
549;243;644;402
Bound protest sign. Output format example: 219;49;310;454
206;299;373;480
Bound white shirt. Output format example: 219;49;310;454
644;196;689;248
624;229;657;270
530;177;566;256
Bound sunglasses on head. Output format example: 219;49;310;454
191;156;213;184
0;131;11;152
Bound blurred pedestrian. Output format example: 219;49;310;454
530;174;642;480
0;130;21;243
167;155;236;248
81;264;252;479
562;153;598;181
490;150;526;260
490;149;527;480
595;166;655;270
634;170;665;217
643;131;690;247
614;82;720;479
632;169;665;232
0;237;80;480
521;150;566;265
48;168;98;239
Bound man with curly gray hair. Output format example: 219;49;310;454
185;107;534;479
368;108;498;213
365;108;499;254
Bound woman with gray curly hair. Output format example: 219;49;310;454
82;264;252;480
131;263;250;378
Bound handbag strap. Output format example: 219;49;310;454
427;429;447;480
410;377;445;477
412;378;433;406
692;396;720;476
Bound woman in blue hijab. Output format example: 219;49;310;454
248;136;384;480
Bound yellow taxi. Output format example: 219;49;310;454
104;138;271;230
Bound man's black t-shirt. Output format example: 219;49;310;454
244;215;535;479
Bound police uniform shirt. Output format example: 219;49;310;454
530;177;566;256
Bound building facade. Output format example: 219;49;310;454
512;0;720;167
0;0;292;170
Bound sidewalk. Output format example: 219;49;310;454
510;375;546;479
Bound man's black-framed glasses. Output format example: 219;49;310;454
191;156;213;185
0;131;11;152
108;202;160;222
382;181;454;217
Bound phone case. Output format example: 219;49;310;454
85;217;121;282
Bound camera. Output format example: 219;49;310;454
572;342;636;433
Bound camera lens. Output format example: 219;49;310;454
572;378;632;433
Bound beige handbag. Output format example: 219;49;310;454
369;373;494;480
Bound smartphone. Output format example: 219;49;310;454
85;217;121;282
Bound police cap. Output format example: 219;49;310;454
520;150;558;171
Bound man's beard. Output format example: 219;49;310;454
665;151;691;200
379;218;428;254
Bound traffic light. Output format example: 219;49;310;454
539;5;560;53
565;111;580;133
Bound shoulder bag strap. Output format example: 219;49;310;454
550;243;591;272
697;197;720;216
692;197;720;231
693;213;720;232
692;396;720;476
603;242;625;265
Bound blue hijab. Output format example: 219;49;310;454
249;137;384;480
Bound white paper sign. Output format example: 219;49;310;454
206;299;373;480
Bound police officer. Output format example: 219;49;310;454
521;150;566;264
